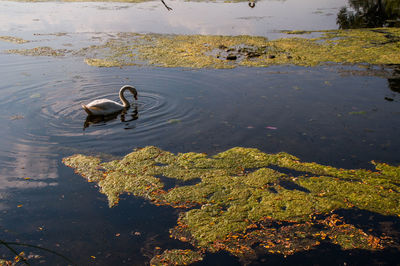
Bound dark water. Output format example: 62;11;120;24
337;0;400;28
1;0;400;264
1;55;399;264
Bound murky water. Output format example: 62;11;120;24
0;0;399;264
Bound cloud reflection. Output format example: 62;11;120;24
0;139;59;190
0;0;347;37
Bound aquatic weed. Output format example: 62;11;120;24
63;146;400;264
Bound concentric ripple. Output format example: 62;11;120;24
0;60;203;187
40;77;196;139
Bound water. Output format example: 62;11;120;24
0;0;399;264
0;0;347;38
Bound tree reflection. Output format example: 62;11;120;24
383;65;400;102
388;66;400;94
337;0;400;29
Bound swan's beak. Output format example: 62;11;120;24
134;95;138;100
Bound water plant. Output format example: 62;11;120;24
76;28;400;68
63;146;400;264
4;28;400;68
0;36;29;44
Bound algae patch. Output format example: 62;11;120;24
76;28;400;68
6;47;70;57
63;146;400;264
150;249;203;265
0;36;29;44
4;28;400;68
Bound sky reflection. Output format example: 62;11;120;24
0;0;347;38
0;139;59;189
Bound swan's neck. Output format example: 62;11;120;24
119;87;130;107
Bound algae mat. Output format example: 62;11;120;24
63;146;400;264
4;28;400;68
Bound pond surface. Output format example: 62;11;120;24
0;0;347;38
0;0;399;265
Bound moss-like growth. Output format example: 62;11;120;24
150;249;203;266
6;47;69;57
63;146;400;264
79;28;400;67
5;28;400;68
0;36;29;44
84;58;128;67
280;30;314;35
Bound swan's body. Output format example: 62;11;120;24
82;85;138;116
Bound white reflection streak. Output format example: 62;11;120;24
0;141;58;189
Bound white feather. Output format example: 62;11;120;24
82;85;138;116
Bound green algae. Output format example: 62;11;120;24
281;30;314;35
77;28;400;68
150;249;203;266
0;36;29;44
6;47;70;57
4;28;400;68
63;146;400;263
84;58;129;67
349;110;367;115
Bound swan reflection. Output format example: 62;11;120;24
83;106;138;129
248;0;256;8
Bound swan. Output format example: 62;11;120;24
82;85;138;116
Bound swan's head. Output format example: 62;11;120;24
122;85;138;100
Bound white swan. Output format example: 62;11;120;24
82;85;138;116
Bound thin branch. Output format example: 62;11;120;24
161;0;172;11
1;240;76;265
0;239;29;265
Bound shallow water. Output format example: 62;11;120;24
0;0;400;264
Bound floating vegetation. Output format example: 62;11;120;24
84;58;129;67
4;28;400;68
78;28;400;68
63;146;400;264
349;110;367;115
0;36;29;44
9;115;24;120
6;47;70;57
280;30;314;35
150;249;203;265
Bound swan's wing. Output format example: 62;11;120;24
86;99;122;109
84;99;125;116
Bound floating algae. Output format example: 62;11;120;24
78;28;400;68
4;28;400;68
63;146;400;264
0;36;29;44
150;249;203;265
6;47;70;57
